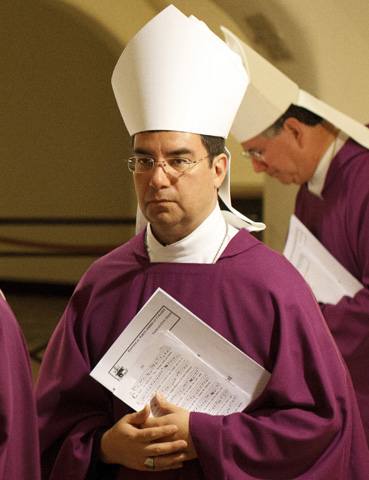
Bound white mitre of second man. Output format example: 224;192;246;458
112;5;265;233
221;26;369;149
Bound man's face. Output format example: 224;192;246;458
133;131;226;244
241;129;309;185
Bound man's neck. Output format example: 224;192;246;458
145;204;237;264
308;129;347;197
150;204;217;246
318;121;340;155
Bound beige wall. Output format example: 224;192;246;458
1;0;137;284
1;0;368;284
261;0;369;252
0;0;259;284
214;0;369;251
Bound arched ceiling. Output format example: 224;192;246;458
1;0;134;218
1;0;368;281
212;0;369;122
3;0;369;215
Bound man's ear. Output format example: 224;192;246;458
213;154;228;189
283;117;304;147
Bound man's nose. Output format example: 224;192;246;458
149;160;171;186
153;160;169;172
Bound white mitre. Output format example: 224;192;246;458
112;5;265;233
221;26;369;149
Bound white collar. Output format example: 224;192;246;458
308;130;348;198
146;204;237;263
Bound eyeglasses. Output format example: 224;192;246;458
242;137;269;162
242;150;266;162
127;155;211;176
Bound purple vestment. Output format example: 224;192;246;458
0;296;41;480
36;230;369;479
295;136;369;446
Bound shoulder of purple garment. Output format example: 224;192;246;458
218;229;262;260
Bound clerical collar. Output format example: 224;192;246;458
145;204;237;263
308;130;348;198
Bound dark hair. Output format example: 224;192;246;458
262;104;323;138
132;132;226;165
200;135;226;164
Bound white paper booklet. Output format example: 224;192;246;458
90;288;270;416
283;215;363;304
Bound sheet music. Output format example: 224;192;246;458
90;288;270;416
283;215;363;304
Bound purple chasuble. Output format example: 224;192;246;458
36;229;369;479
295;135;369;446
0;296;41;480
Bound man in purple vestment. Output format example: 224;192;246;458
222;28;369;446
0;291;41;479
36;6;369;480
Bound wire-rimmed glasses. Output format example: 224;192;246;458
126;155;211;176
241;150;266;162
242;136;269;163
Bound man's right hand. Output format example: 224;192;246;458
100;405;188;471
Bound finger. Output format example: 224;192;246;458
145;439;187;457
139;424;179;443
125;405;151;426
154;391;174;414
143;452;187;472
142;414;173;429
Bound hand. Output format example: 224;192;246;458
143;392;197;461
100;404;188;471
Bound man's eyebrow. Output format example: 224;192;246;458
133;147;194;156
133;147;152;155
168;148;193;156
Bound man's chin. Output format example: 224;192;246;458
146;211;178;227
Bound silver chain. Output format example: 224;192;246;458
211;222;229;263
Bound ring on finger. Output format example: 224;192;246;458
144;456;155;470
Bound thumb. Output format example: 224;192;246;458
127;404;151;426
154;391;174;414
